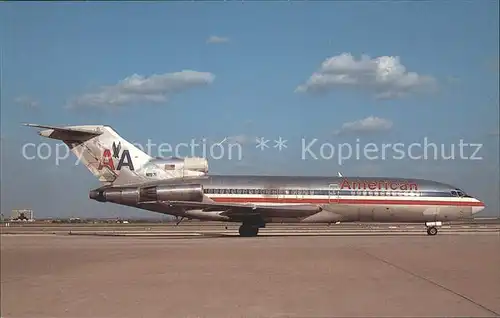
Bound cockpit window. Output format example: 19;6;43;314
452;189;468;197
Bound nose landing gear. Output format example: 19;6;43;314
425;221;442;236
426;226;438;236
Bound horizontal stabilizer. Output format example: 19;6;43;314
23;123;103;141
24;123;149;184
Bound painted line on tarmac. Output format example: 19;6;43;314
3;228;500;236
60;229;500;235
3;231;498;238
60;230;500;237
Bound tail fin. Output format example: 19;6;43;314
24;124;152;185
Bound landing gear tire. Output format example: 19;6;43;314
238;224;259;237
427;226;438;236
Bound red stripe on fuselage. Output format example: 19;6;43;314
210;197;484;207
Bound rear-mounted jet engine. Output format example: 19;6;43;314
89;183;204;204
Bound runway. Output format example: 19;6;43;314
2;222;499;237
1;223;500;317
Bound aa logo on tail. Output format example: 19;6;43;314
112;141;121;158
98;141;135;171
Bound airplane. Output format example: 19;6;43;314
25;124;486;237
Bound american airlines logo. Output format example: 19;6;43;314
98;141;135;171
339;179;418;191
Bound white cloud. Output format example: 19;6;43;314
68;70;215;108
296;53;437;99
14;96;39;109
334;116;393;135
206;35;229;44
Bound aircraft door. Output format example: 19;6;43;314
452;189;467;219
328;183;340;204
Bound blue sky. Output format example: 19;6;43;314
1;1;499;218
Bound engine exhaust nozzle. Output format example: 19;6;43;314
89;190;106;202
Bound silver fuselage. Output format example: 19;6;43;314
134;175;485;223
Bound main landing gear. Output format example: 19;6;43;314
425;221;442;236
239;224;259;237
238;221;265;237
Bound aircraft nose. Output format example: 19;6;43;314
472;198;485;214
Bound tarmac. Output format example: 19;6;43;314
1;223;500;317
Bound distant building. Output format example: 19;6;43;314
11;209;34;222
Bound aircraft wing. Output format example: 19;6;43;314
157;200;322;219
